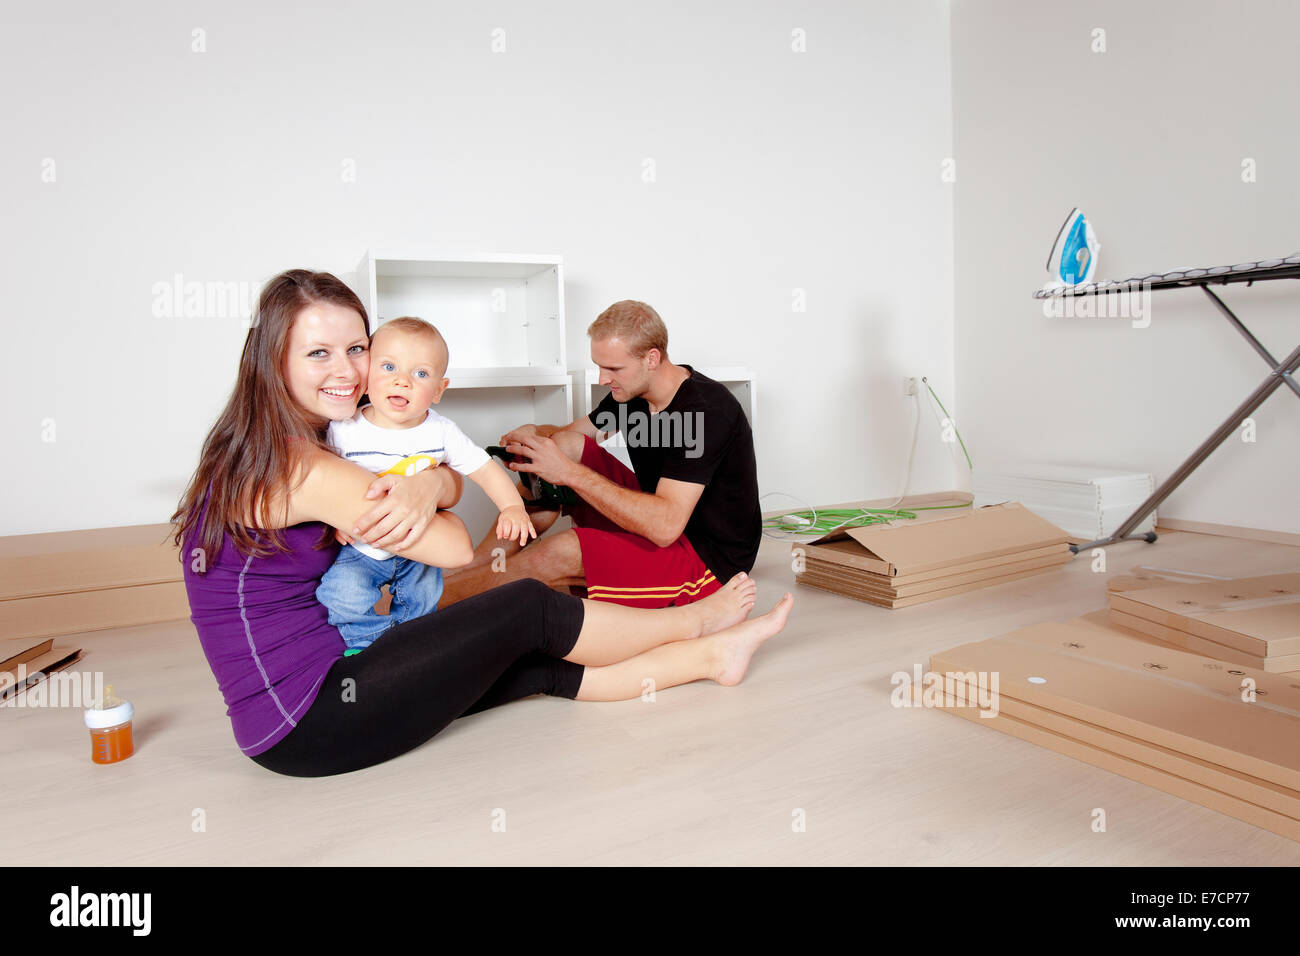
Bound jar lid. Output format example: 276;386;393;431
84;700;133;729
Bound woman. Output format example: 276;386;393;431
173;269;792;777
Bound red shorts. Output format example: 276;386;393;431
568;437;721;608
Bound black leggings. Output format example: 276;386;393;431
249;578;586;777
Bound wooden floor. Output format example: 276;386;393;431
6;527;1300;866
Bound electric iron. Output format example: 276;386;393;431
1046;207;1100;287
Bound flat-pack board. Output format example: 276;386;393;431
1108;608;1300;673
925;615;1300;842
1107;573;1300;660
926;684;1300;842
928;617;1300;791
793;502;1070;607
1105;565;1236;594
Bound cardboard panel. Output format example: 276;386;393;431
930;689;1300;843
0;524;181;601
1108;609;1300;673
796;562;1063;608
0;646;83;702
836;503;1069;576
804;551;1069;598
1106;565;1235;593
799;541;1066;586
1001;616;1300;718
889;544;1067;586
0;637;54;671
0;582;191;642
927;678;1300;820
1108;574;1300;657
797;538;890;575
930;621;1300;791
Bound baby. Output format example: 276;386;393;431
316;316;536;653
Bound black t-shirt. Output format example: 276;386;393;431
587;365;760;581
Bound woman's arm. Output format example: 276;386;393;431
344;464;464;551
289;446;474;568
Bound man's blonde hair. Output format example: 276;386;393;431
587;300;668;360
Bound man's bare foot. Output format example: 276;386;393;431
709;593;794;686
692;572;757;637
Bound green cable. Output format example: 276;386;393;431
923;377;973;471
761;501;972;536
762;377;974;537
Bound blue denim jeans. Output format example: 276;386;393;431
316;545;444;651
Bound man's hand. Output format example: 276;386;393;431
504;434;576;486
496;505;537;547
500;424;539;446
500;423;563;446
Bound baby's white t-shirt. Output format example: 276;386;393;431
327;405;491;560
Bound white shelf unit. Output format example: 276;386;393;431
573;366;757;469
356;251;566;375
355;251;571;538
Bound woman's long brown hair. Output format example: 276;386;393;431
171;269;370;565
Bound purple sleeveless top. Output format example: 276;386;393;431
182;520;344;756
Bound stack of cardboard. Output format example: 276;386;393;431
0;523;186;643
1106;572;1300;672
2;636;83;703
926;613;1300;841
793;502;1071;608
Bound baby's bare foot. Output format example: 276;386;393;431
710;592;794;686
693;573;757;637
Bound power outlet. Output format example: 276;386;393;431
903;376;919;396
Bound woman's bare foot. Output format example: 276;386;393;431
708;592;794;686
691;572;758;637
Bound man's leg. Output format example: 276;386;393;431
438;528;586;608
452;502;564;573
549;428;588;461
449;430;589;573
441;433;649;607
562;435;643;535
574;527;722;608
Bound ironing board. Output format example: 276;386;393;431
1032;253;1300;553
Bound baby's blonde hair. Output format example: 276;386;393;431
373;316;449;373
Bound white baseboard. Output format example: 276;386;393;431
1156;518;1300;548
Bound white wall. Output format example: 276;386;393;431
952;0;1300;534
2;0;956;536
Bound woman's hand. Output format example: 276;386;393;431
353;466;461;553
290;448;473;568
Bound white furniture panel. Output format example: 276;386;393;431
356;251;565;378
353;250;569;539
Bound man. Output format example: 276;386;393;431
439;299;760;607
